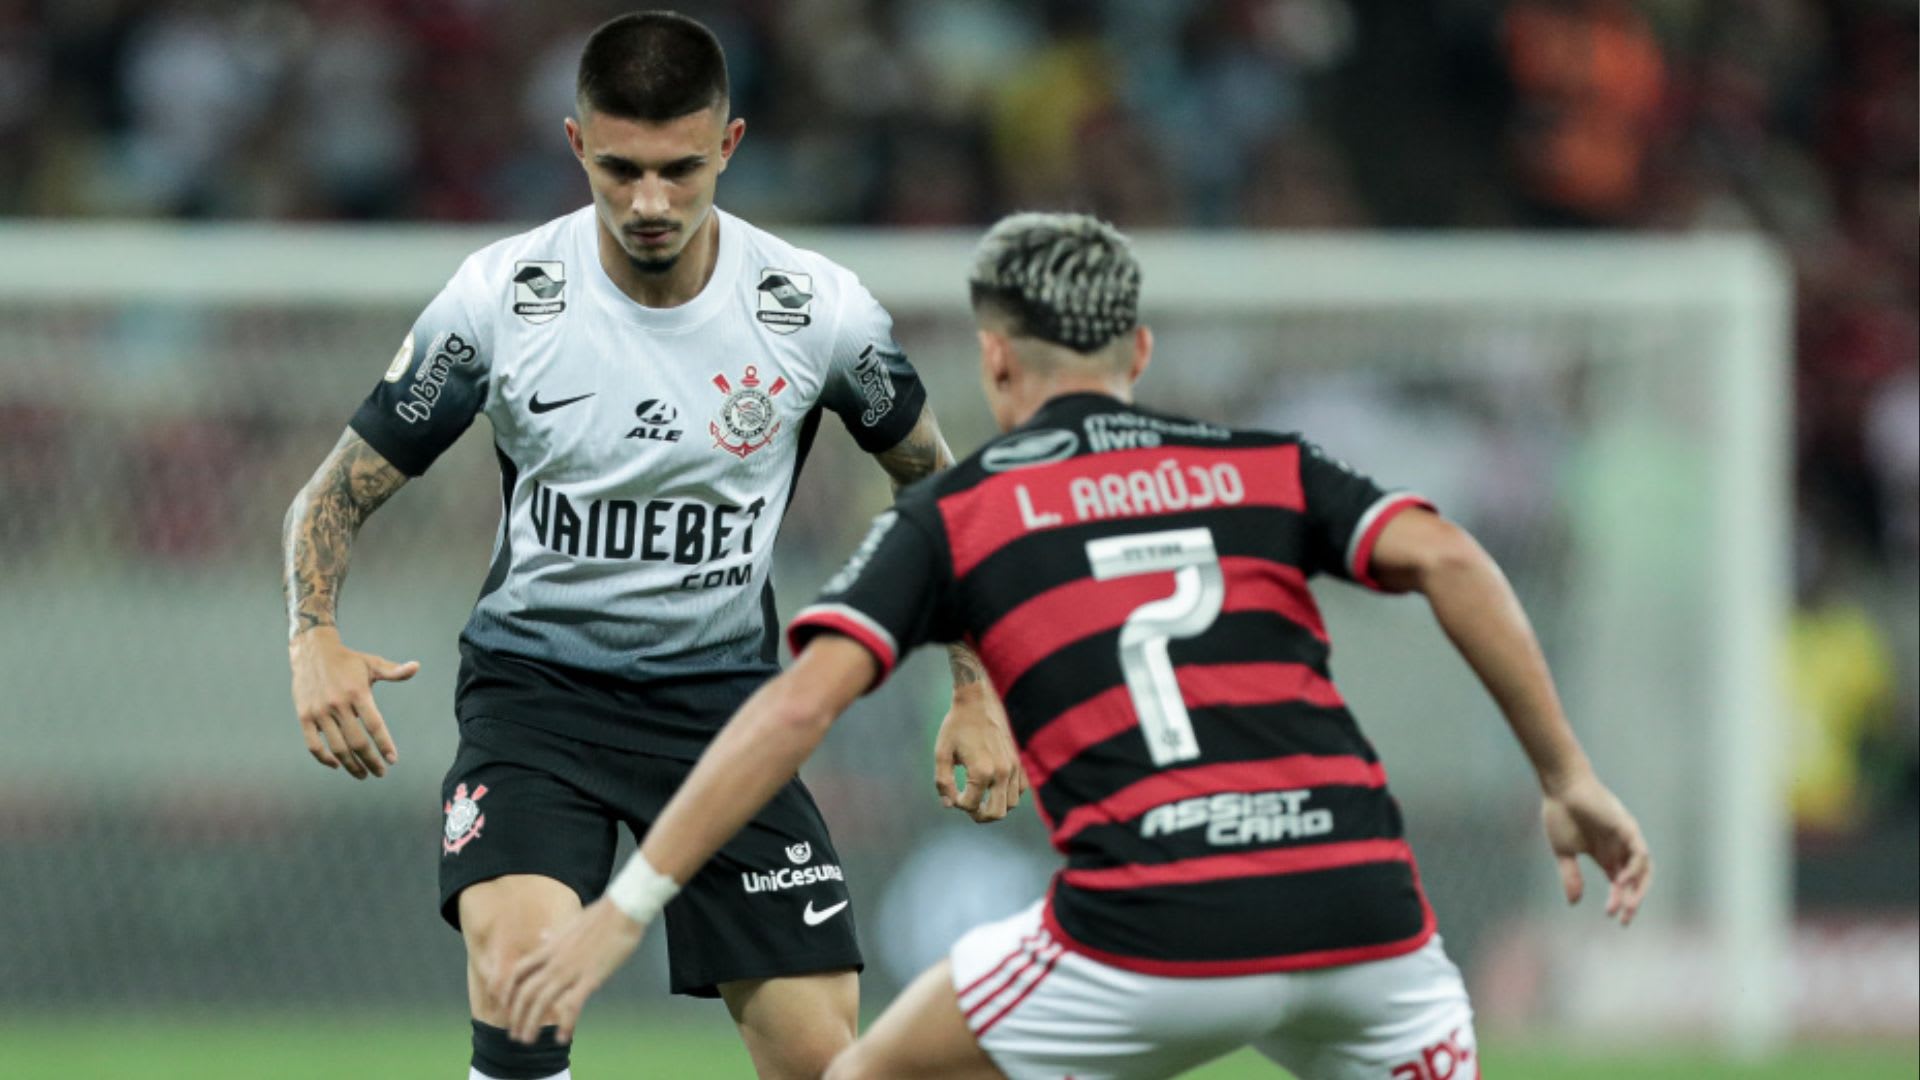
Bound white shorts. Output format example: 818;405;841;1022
950;901;1477;1080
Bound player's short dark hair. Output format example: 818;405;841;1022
968;213;1141;354
576;11;729;123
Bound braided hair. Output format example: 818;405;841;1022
968;213;1141;354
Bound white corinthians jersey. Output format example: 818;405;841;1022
350;207;925;756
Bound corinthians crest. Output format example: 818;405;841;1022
710;365;789;459
443;782;488;855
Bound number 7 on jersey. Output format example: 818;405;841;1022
1085;528;1225;767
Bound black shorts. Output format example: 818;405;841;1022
438;715;862;998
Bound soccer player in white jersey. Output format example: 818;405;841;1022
496;213;1654;1079
280;13;1022;1080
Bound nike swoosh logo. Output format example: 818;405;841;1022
529;392;594;414
803;900;849;927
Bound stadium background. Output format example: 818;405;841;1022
0;1;1913;1077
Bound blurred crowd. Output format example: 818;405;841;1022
1;0;1915;838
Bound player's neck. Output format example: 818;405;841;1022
597;211;721;309
1010;377;1131;428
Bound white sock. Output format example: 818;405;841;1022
470;1070;571;1080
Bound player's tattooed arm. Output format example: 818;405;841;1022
873;406;1026;820
869;408;973;675
949;648;987;690
283;428;419;781
871;405;995;688
871;403;954;493
282;428;408;640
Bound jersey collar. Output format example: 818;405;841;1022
581;205;745;334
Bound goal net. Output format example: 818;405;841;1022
0;225;1790;1050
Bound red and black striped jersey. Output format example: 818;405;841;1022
789;393;1438;976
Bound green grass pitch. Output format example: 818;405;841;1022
2;1014;1912;1079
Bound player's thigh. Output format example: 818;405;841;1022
1255;936;1478;1080
720;969;860;1080
439;719;620;998
459;874;588;1017
654;773;861;998
825;959;1003;1080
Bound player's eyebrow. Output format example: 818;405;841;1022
594;152;707;173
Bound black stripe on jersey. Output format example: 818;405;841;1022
476;441;519;603
1035;701;1384;828
759;405;828;665
785;405;827;512
1002;609;1335;730
1050;859;1428;965
1058;785;1406;868
954;505;1318;631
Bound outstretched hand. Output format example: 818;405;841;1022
934;690;1026;823
497;899;646;1045
1542;772;1654;926
289;628;419;779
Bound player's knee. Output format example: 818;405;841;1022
820;1041;882;1080
773;1026;855;1080
462;909;556;1011
471;939;530;1004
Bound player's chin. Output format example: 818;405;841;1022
623;245;681;275
622;233;683;272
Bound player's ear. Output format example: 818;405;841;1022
1127;325;1153;384
978;329;1013;391
565;116;587;164
718;116;745;164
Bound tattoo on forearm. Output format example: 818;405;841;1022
949;645;988;690
282;430;407;640
875;407;954;493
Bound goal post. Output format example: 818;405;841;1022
0;225;1791;1051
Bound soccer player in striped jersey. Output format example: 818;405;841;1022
499;213;1653;1080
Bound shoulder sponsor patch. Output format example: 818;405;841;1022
755;268;813;334
981;429;1080;472
512;260;566;324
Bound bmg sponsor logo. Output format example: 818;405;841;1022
850;344;900;427
394;332;477;424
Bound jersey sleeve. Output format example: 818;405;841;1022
787;499;956;690
1297;439;1435;590
818;279;927;454
348;259;492;477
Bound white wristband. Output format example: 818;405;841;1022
605;853;681;924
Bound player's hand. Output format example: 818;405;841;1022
288;627;419;780
935;687;1026;823
499;898;646;1045
1541;771;1653;926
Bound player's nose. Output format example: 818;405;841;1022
629;177;670;219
